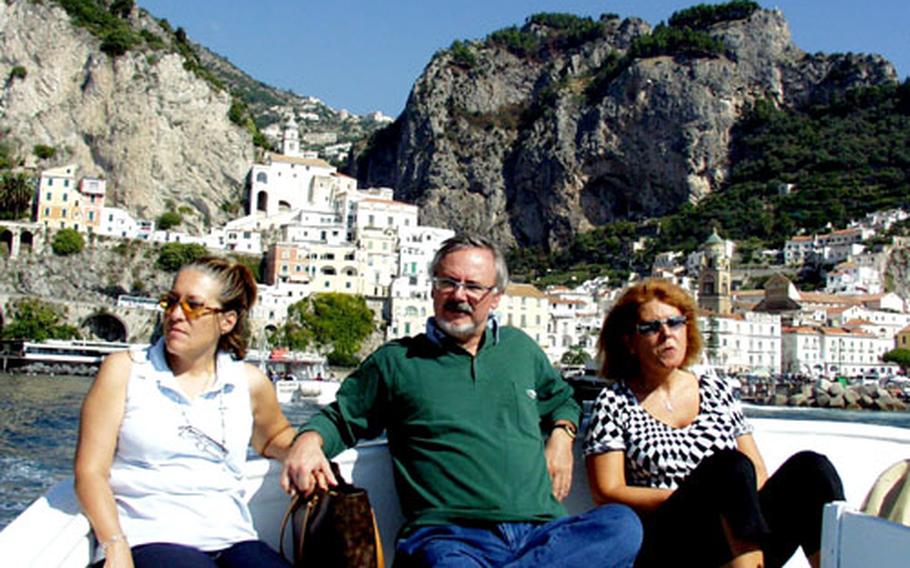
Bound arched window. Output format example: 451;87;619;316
256;191;268;212
20;231;34;253
0;230;12;256
321;267;337;275
256;172;268;184
405;306;419;317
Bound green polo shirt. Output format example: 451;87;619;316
303;325;580;533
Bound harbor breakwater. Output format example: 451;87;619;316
763;379;908;412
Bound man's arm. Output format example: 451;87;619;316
534;348;582;501
280;430;336;496
545;419;577;501
279;352;388;495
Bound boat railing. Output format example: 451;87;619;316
3;419;910;567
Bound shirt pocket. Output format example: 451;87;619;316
511;379;543;440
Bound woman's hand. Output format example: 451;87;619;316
102;539;134;568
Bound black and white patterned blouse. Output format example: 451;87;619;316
583;374;753;490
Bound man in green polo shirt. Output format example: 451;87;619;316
282;234;641;567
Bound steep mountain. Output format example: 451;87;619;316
0;0;255;230
0;0;385;231
352;6;897;250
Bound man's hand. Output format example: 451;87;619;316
280;431;337;496
544;424;575;501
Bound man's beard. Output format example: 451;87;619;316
437;300;479;340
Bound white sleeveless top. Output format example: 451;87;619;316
98;339;258;561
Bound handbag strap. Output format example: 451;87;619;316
277;461;356;562
279;491;323;561
278;492;300;560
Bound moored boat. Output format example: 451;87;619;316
1;418;908;567
274;378;340;405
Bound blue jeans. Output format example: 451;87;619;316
92;540;290;568
395;504;642;567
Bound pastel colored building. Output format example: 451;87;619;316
35;165;106;233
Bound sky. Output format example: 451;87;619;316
137;1;909;117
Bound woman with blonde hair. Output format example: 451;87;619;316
75;257;294;567
584;278;843;568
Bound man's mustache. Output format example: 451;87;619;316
444;300;473;314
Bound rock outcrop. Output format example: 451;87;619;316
769;379;908;411
353;9;897;249
0;0;254;231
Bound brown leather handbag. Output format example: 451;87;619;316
279;462;384;568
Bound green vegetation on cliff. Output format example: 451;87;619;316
0;172;35;220
511;80;910;285
51;228;85;256
270;293;375;366
1;298;80;341
668;1;760;29
486;13;604;58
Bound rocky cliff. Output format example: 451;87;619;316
0;0;253;230
352;8;897;250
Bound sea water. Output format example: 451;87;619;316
2;373;910;531
0;373;322;530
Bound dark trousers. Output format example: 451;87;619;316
635;449;844;568
93;540;290;568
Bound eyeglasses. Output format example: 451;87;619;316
159;294;224;321
636;316;687;336
431;276;497;298
178;424;228;460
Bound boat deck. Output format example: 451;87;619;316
2;418;909;567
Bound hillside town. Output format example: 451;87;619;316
2;117;909;382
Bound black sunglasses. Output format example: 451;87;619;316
636;316;687;336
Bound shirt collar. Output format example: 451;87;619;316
425;313;501;349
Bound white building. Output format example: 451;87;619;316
784;228;873;266
782;326;896;377
98;207;144;239
496;283;550;350
387;285;432;341
246;117;356;223
825;260;882;295
348;196;419;242
545;284;603;363
850;208;909;232
699;312;782;375
251;281;310;329
784;236;815;266
397;226;455;277
826;305;910;339
203;227;263;254
359;226;399;298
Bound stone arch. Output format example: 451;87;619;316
278;200;291;212
0;230;11;256
19;231;34;253
81;313;128;342
256;191;268;213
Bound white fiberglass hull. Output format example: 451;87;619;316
2;418;909;567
